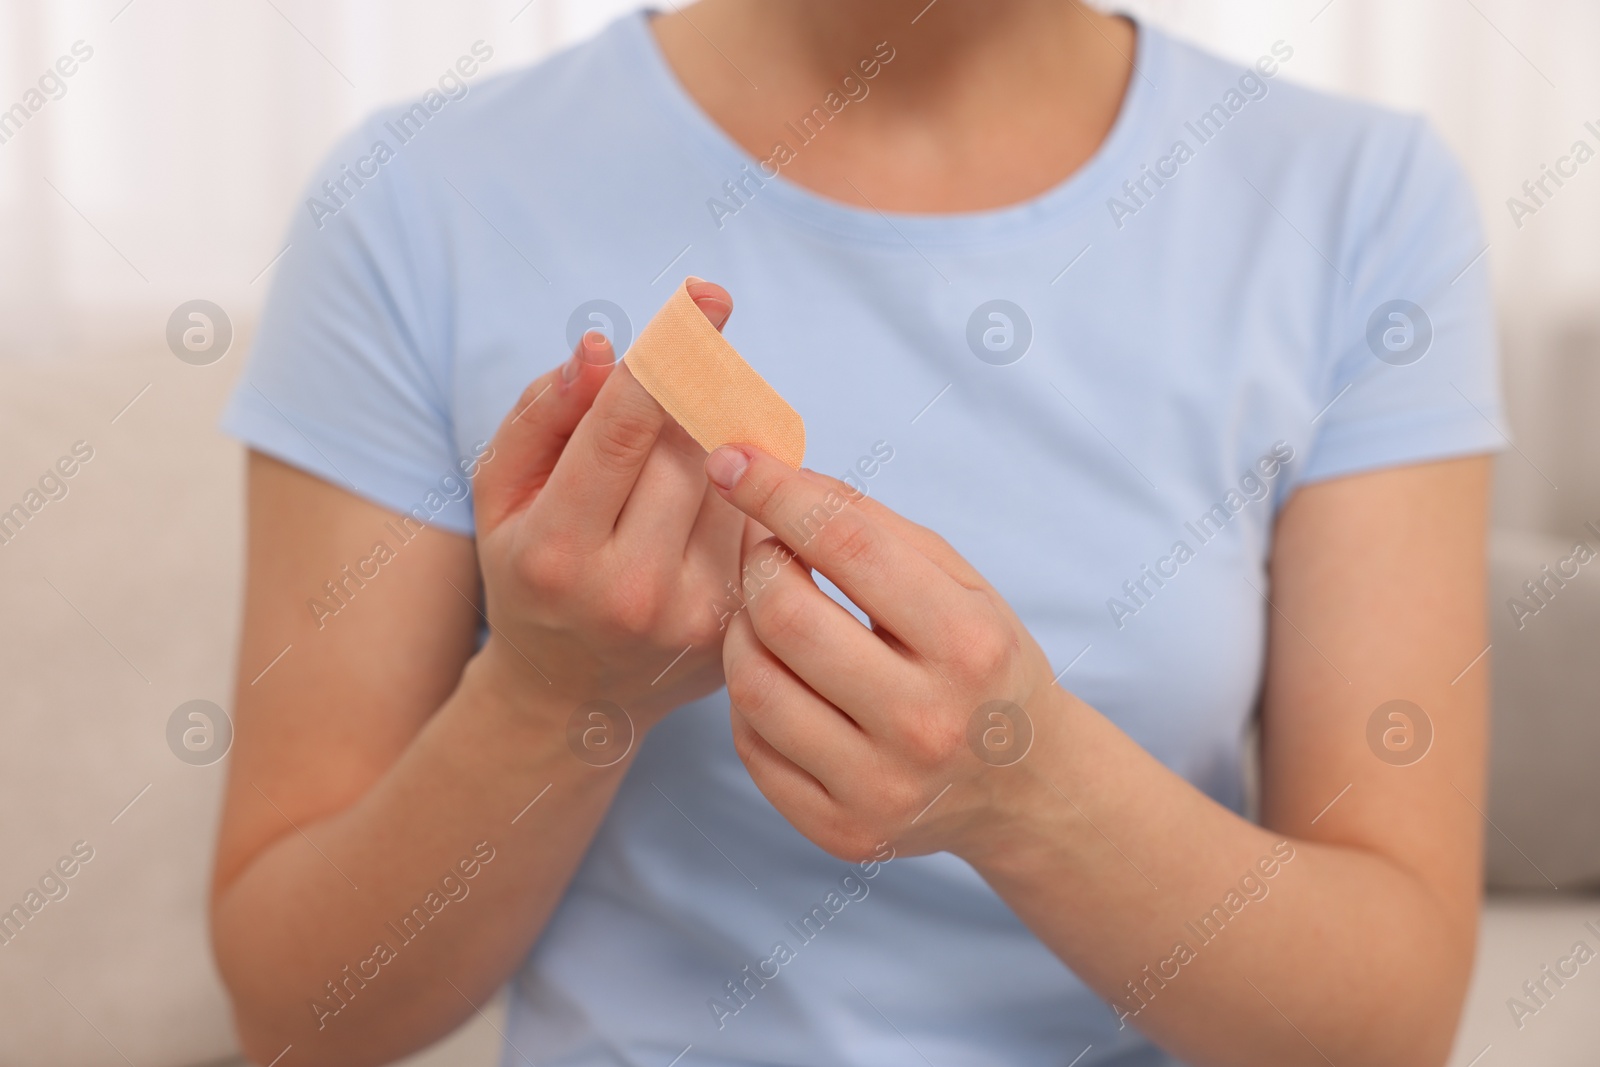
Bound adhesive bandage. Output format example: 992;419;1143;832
623;278;806;469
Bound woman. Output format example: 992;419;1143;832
209;2;1502;1065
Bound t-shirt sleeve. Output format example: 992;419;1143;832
220;115;477;536
1292;117;1507;487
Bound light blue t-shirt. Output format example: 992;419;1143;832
224;11;1504;1066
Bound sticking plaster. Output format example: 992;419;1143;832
623;278;806;469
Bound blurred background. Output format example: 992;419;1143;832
1;1;1595;1064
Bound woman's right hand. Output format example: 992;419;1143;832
214;285;744;1065
470;281;748;734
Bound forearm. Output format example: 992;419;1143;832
213;651;629;1067
968;691;1476;1067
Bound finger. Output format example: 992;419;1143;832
535;361;665;546
705;445;970;659
725;608;866;777
740;515;772;557
738;534;918;729
615;419;713;552
850;493;988;590
729;708;835;816
534;288;731;547
683;505;758;638
616;280;736;549
681;277;732;331
682;478;746;575
726;514;775;576
473;332;613;530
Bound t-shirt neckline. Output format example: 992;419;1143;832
619;7;1161;248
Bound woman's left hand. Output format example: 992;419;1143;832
704;443;1068;863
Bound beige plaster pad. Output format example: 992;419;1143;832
623;278;806;469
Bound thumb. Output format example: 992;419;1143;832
475;286;735;531
473;331;614;531
683;278;732;331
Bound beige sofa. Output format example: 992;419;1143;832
0;315;1595;1066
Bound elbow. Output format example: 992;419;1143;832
210;897;337;1067
1361;874;1480;1067
213;940;308;1067
230;1003;389;1067
235;1022;298;1067
1369;951;1477;1067
216;955;369;1067
212;902;427;1067
224;986;311;1067
1382;1021;1460;1067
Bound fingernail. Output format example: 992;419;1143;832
561;353;582;383
705;446;750;491
695;297;733;330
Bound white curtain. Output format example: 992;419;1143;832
1120;0;1600;319
1;0;1595;360
0;0;642;357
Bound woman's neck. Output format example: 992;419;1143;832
652;0;1136;213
